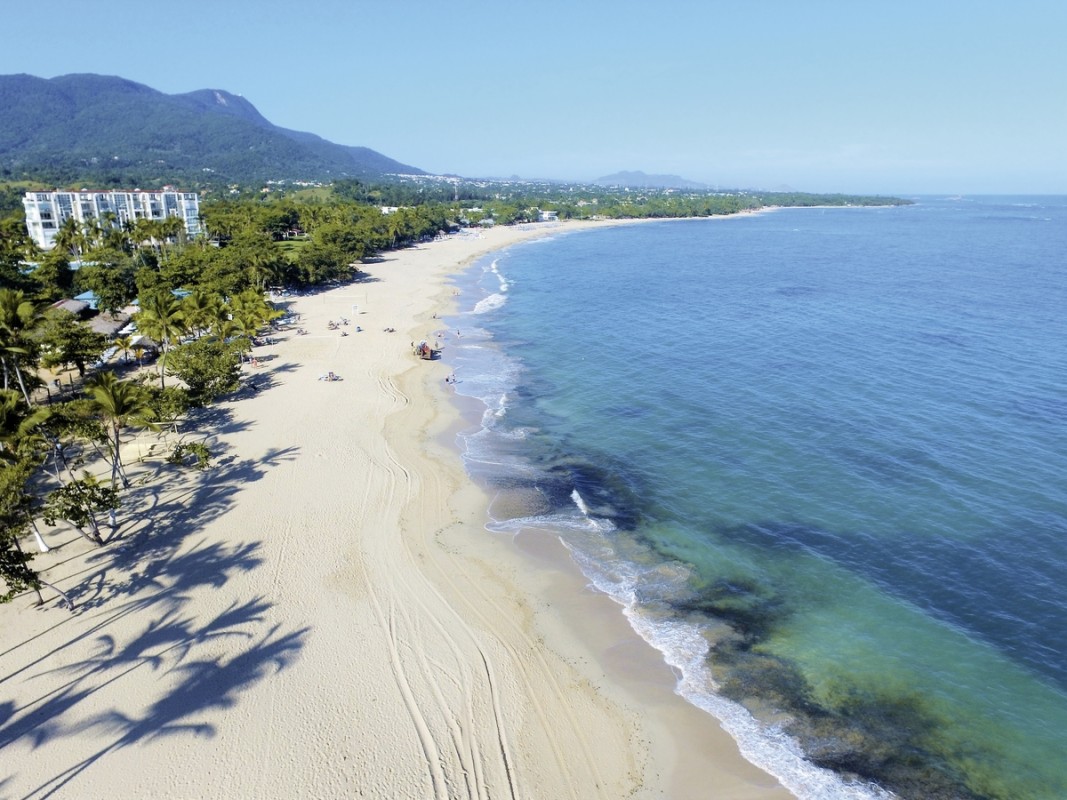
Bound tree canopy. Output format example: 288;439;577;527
0;176;909;607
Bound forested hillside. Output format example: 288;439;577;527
0;73;424;188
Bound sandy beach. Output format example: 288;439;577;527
1;221;790;799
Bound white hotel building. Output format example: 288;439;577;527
22;189;201;250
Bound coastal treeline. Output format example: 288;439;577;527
1;182;910;315
327;177;908;224
0;183;907;602
0;185;456;601
0;201;294;602
0;279;278;605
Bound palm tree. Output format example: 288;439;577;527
6;403;64;511
114;334;134;365
85;371;157;490
299;203;330;235
131;217;160;256
181;290;223;340
0;391;61;553
101;211;130;252
134;293;186;388
0;459;47;600
229;289;281;333
247;249;282;293
81;216;105;251
54;217;84;259
212;318;248;350
0;289;43;406
42;471;115;547
159;216;187;257
0;388;38;462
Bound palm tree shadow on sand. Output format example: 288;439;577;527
63;436;297;611
18;617;307;799
0;424;307;798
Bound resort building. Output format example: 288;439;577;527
22;189;201;250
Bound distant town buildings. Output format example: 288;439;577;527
22;189;201;250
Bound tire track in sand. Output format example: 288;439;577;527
375;374;589;800
363;373;525;799
380;368;616;796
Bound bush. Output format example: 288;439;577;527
165;337;245;405
167;442;212;470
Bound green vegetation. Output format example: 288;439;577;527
0;164;907;607
167;441;212;471
38;309;108;377
0;74;423;190
167;335;247;405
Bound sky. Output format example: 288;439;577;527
3;0;1065;195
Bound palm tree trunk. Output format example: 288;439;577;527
49;438;66;484
67;521;104;546
158;343;168;389
0;355;31;403
69;484;105;545
30;519;50;553
12;360;33;406
110;424;123;490
39;578;75;611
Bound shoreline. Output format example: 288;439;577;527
402;220;792;798
1;218;789;798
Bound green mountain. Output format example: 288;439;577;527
0;73;425;186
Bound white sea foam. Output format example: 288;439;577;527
460;427;534;460
493;392;508;419
473;392;508;428
622;607;893;800
489;258;510;292
560;532;893;800
487;508;615;538
567;489;618;534
470;293;507;314
464;405;889;797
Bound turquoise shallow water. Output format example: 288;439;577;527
443;198;1067;800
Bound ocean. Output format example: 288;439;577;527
442;197;1067;800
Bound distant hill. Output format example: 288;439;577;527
0;73;425;186
594;170;708;190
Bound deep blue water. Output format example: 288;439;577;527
443;198;1067;800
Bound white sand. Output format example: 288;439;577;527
1;221;790;799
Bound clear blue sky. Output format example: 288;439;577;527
4;0;1065;194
